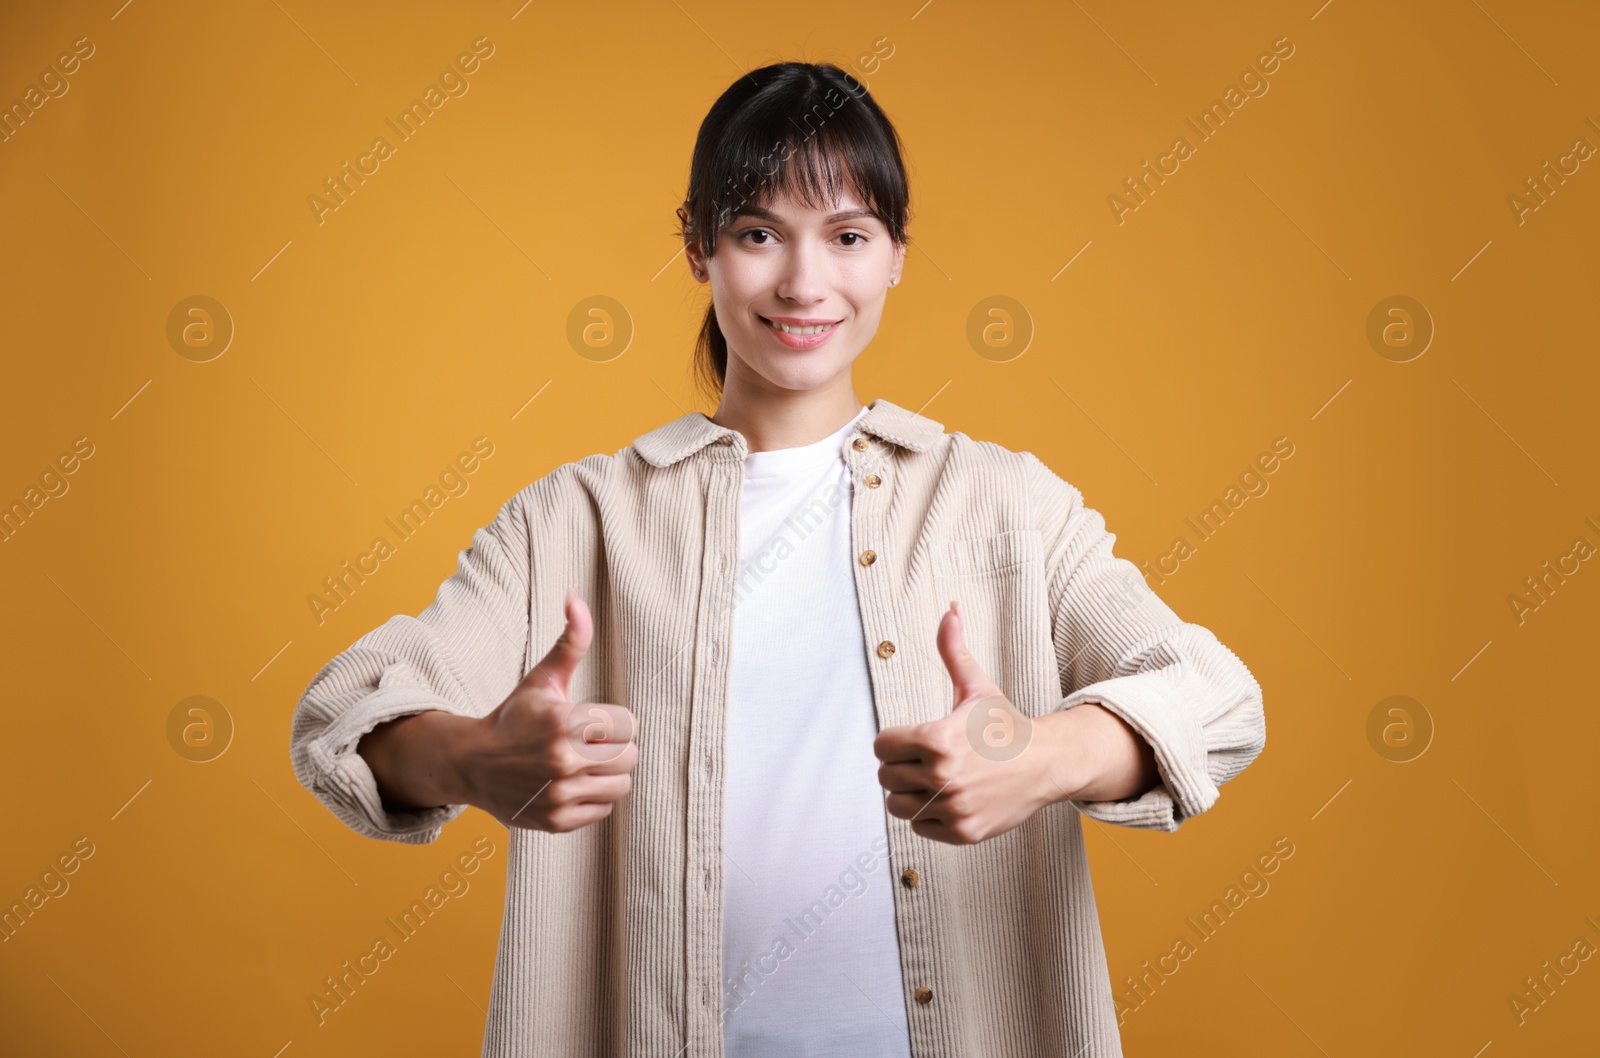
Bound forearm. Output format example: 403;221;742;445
1037;702;1159;804
357;710;480;811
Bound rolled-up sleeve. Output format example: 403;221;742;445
1024;452;1266;832
288;488;536;845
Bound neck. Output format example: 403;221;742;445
710;376;866;454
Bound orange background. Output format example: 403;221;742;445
2;0;1597;1054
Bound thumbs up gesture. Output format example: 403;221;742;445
874;601;1070;845
468;590;639;833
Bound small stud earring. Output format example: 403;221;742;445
890;277;899;287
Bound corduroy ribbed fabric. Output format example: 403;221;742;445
288;396;1267;1057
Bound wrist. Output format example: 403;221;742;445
1033;707;1097;805
1045;701;1159;804
434;711;484;808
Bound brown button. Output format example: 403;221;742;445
901;868;919;888
914;986;933;1004
864;473;882;488
876;640;896;659
852;437;869;451
859;549;877;566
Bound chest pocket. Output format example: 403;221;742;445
929;529;1057;718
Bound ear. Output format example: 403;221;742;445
678;204;709;283
890;239;907;285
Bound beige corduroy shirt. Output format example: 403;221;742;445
289;396;1267;1057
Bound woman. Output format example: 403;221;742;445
290;61;1266;1058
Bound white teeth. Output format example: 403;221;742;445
767;319;834;336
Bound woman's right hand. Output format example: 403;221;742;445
463;591;639;833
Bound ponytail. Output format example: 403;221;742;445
693;301;727;404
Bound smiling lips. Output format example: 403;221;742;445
761;315;841;349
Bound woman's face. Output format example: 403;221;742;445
690;184;905;395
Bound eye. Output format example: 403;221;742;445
737;228;773;246
839;231;870;248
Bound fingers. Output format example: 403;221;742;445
547;771;633;807
936;600;1002;707
877;760;935;794
564;701;638;772
873;718;946;764
567;735;639;776
519;590;593;699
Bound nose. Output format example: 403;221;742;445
774;237;828;306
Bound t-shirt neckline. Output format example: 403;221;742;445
741;407;868;480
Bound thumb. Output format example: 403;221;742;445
937;600;1001;710
521;589;592;700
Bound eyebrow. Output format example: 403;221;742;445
730;205;879;225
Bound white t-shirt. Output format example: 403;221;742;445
721;407;914;1058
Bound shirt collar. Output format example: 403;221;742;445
632;397;945;468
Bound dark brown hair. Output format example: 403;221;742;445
676;62;911;402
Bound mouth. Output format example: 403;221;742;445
760;315;842;350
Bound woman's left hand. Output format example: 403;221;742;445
874;601;1154;845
